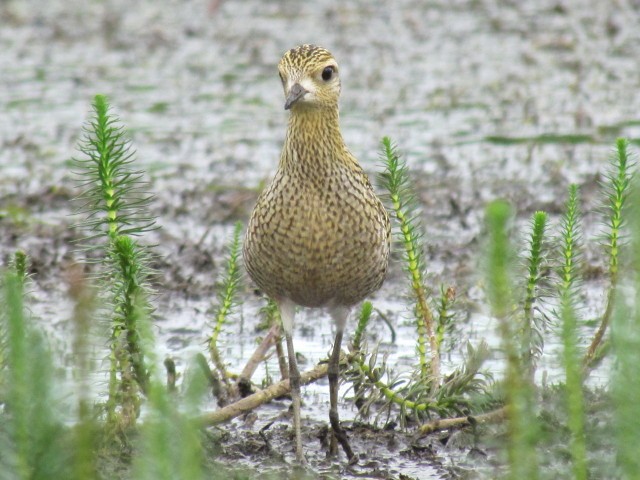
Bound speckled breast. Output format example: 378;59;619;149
243;165;390;308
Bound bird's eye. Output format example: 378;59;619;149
321;66;335;81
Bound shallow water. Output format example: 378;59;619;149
1;0;638;478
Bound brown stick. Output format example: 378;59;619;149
583;284;616;372
275;335;288;380
240;322;281;381
199;359;332;426
417;407;506;436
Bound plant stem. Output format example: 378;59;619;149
522;211;547;378
558;184;587;480
380;137;439;382
612;170;640;477
485;200;539;480
584;138;632;369
209;222;242;384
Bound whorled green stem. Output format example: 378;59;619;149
11;251;28;282
352;301;373;352
379;137;438;382
112;235;151;394
350;339;489;421
94;95;119;239
208;222;243;383
558;185;581;295
74;94;156;241
557;184;587;480
436;286;455;350
4;273;30;478
73;95;158;428
585;138;633;368
67;265;100;480
355;362;438;413
351;301;373;411
522;211;547;376
3;269;60;479
612;178;640;477
104;235;154;431
485;200;539;480
132;287;206;480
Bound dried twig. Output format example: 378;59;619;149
200;355;352;426
417;407;506;436
239;322;281;381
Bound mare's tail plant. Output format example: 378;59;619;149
345;137;492;426
1;256;67;479
133;299;207;480
379;136;438;382
485;201;540;480
72;94;157;431
208;221;243;390
521;211;548;379
66;263;100;480
556;184;587;480
612;160;640;477
584;138;633;370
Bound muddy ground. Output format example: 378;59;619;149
2;0;639;478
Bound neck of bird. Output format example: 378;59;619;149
280;105;344;171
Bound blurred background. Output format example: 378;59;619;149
2;0;640;476
2;0;639;383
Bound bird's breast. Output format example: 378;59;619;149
244;165;390;308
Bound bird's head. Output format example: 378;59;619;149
278;44;341;111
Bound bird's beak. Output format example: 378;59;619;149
284;83;307;110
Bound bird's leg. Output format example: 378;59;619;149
285;332;304;463
328;327;356;462
279;300;305;464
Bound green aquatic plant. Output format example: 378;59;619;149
345;138;493;425
435;285;456;352
521;211;548;377
585;138;633;369
72;94;157;430
612;173;640;477
66;264;100;480
73;95;156;242
208;222;243;386
352;301;373;352
133;300;207;480
379;136;438;381
484;200;540;480
556;184;587;480
1;267;67;479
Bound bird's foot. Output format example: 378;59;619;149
328;424;358;464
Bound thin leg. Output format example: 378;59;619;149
286;332;304;463
328;328;356;462
279;300;305;464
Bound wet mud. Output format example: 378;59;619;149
1;0;638;478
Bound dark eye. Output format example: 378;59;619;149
321;66;335;81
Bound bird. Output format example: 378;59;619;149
243;44;390;464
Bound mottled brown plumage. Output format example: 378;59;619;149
243;44;390;463
244;45;390;309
